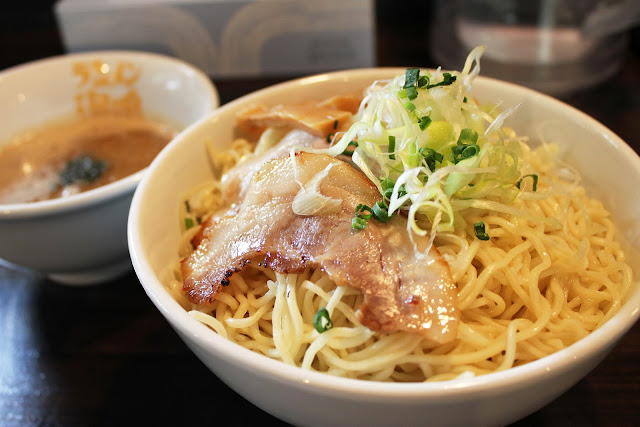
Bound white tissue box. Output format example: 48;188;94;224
54;0;376;79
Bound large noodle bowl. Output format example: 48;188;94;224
166;50;632;382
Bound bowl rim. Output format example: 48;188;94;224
0;49;219;218
129;67;640;397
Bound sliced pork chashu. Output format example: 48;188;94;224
220;129;329;208
182;153;459;344
236;94;361;140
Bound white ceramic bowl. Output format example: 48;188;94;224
0;50;219;285
128;69;640;426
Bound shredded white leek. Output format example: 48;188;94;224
306;45;551;237
292;164;342;216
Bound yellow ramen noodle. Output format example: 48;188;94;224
167;59;632;382
167;134;631;382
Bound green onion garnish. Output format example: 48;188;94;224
355;204;373;220
419;147;444;172
404;68;456;91
474;222;490;240
404;102;416;113
327;133;335;142
451;128;480;164
313;307;333;333
404;68;419;88
427;72;457;89
380;177;395;191
372;201;392;223
352;200;395;229
405;86;418;100
377;178;407;211
398;184;407;198
351;217;367;230
184;217;195;230
353;204;372;229
380;178;395;204
457;128;479;145
516;174;539;191
388;135;396;160
451;143;479;164
341;140;358;156
418;116;432;130
333;119;338;129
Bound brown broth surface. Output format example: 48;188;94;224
0;115;176;204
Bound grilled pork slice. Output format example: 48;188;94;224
220;129;328;208
236;94;361;140
182;153;459;343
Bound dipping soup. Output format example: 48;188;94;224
0;114;177;204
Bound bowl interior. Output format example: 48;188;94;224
0;50;219;215
0;50;218;140
129;69;640;396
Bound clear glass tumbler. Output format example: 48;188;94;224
429;0;636;96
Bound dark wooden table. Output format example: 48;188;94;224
1;3;639;426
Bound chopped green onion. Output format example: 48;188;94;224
380;177;395;191
516;174;539;191
341;141;358;156
451;143;479;164
372;201;392;222
333;119;338;129
353;200;394;228
405;86;418;100
352;204;373;230
380;178;395;204
427;72;456;89
388;135;396;160
313;307;333;333
400;69;457;113
457;128;479;144
404;102;416;113
378;178;406;206
351;217;367;230
404;68;456;91
184;217;195;230
451;128;480;164
418;116;432;130
355;204;373;220
474;222;490;240
326;133;334;142
404;68;419;88
398;184;407;198
419;147;444;172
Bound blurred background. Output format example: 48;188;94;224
3;1;638;79
2;1;638;142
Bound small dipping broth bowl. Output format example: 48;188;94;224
0;51;218;285
128;69;640;426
